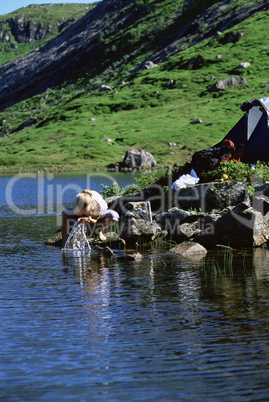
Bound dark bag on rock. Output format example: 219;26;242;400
190;140;235;174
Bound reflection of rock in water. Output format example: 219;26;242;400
253;248;269;281
62;221;91;251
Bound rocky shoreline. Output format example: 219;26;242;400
45;179;269;258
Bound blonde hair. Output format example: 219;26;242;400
75;189;92;212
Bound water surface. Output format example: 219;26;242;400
1;174;269;401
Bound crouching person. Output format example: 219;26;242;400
62;189;119;247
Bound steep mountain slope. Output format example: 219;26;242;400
0;0;267;111
0;3;95;65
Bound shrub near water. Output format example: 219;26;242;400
100;169;159;198
100;160;269;201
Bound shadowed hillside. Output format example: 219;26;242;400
0;0;267;111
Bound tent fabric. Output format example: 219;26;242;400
258;97;269;122
222;97;269;164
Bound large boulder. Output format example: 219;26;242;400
211;76;247;91
194;203;269;248
156;208;220;243
119;211;166;247
156;208;191;243
122;148;156;169
173;181;250;213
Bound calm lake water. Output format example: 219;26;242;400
1;172;269;401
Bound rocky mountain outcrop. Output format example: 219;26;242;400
0;0;116;110
0;0;267;111
1;18;53;43
144;0;268;65
0;4;92;44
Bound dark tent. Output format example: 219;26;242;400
173;97;269;189
223;97;269;164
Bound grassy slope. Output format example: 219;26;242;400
0;3;268;173
0;3;95;66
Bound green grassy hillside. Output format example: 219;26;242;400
0;1;268;173
0;3;95;66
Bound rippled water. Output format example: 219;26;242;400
1;173;269;401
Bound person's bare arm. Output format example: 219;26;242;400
78;216;98;224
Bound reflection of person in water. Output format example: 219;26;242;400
62;189;119;247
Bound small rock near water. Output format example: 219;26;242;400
169;241;207;256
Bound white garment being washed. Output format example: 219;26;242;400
171;169;199;190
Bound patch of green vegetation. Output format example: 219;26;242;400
134;169;158;188
201;160;269;185
0;1;268;173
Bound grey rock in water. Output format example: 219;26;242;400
156;208;220;243
194;203;269;248
45;176;269;251
169;241;207;256
119;211;165;247
44;230;62;247
156;208;190;242
122;252;143;261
